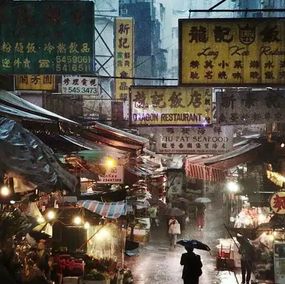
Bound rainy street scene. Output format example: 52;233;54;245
1;0;285;284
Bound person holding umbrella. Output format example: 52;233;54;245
180;244;203;284
168;216;181;249
237;234;256;284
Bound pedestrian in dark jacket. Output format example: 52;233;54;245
180;245;203;284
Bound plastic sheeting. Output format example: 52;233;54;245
0;117;78;192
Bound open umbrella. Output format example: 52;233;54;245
177;239;211;252
164;207;185;216
194;197;211;204
236;234;255;257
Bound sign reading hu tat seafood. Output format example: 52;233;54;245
130;86;212;126
155;126;233;154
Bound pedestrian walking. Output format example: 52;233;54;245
148;206;159;227
168;216;181;248
237;234;255;284
180;245;203;284
196;204;206;231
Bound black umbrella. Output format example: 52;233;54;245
236;234;255;255
177;239;211;252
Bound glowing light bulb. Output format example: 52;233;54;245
0;185;11;197
73;216;82;225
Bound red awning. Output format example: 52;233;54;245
185;142;263;182
185;162;226;182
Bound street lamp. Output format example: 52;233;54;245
226;181;239;193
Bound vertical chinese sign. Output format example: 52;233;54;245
0;2;94;74
15;75;55;91
130;86;212;126
114;17;134;118
179;18;285;86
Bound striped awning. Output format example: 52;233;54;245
77;200;127;219
185;162;226;183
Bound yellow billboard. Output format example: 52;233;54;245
15;75;55;90
114;18;134;101
130;86;212;126
179;18;285;86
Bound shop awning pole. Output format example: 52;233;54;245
224;224;240;250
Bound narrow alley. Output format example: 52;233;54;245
125;192;245;284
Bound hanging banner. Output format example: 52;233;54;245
216;90;285;124
130;86;212;126
179;18;285;86
15;75;55;91
97;166;124;184
0;2;94;74
155;126;233;154
270;192;285;214
114;17;134;105
61;76;100;95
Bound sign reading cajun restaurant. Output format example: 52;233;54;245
130;86;212;126
61;76;100;96
216;90;285;125
270;192;285;214
155;126;233;154
15;75;55;91
0;2;94;74
179;18;285;86
114;18;134;102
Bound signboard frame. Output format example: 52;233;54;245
154;126;233;154
129;85;212;127
179;17;285;87
0;1;94;74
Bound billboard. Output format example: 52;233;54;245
114;17;134;102
130;86;212;126
0;2;94;74
15;75;55;91
179;18;285;86
155;126;233;154
216;90;285;124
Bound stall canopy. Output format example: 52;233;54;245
185;142;263;182
83;123;149;154
77;200;127;219
0;117;78;192
0;90;77;125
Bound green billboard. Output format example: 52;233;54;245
0;1;94;74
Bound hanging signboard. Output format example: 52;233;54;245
0;2;94;74
114;17;134;104
270;192;285;214
179;18;285;86
61;76;100;95
97;166;124;184
130;86;212;126
15;75;55;91
216;90;285;124
155;126;233;154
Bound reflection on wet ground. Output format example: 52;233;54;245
125;193;244;284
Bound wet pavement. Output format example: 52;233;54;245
125;192;246;284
